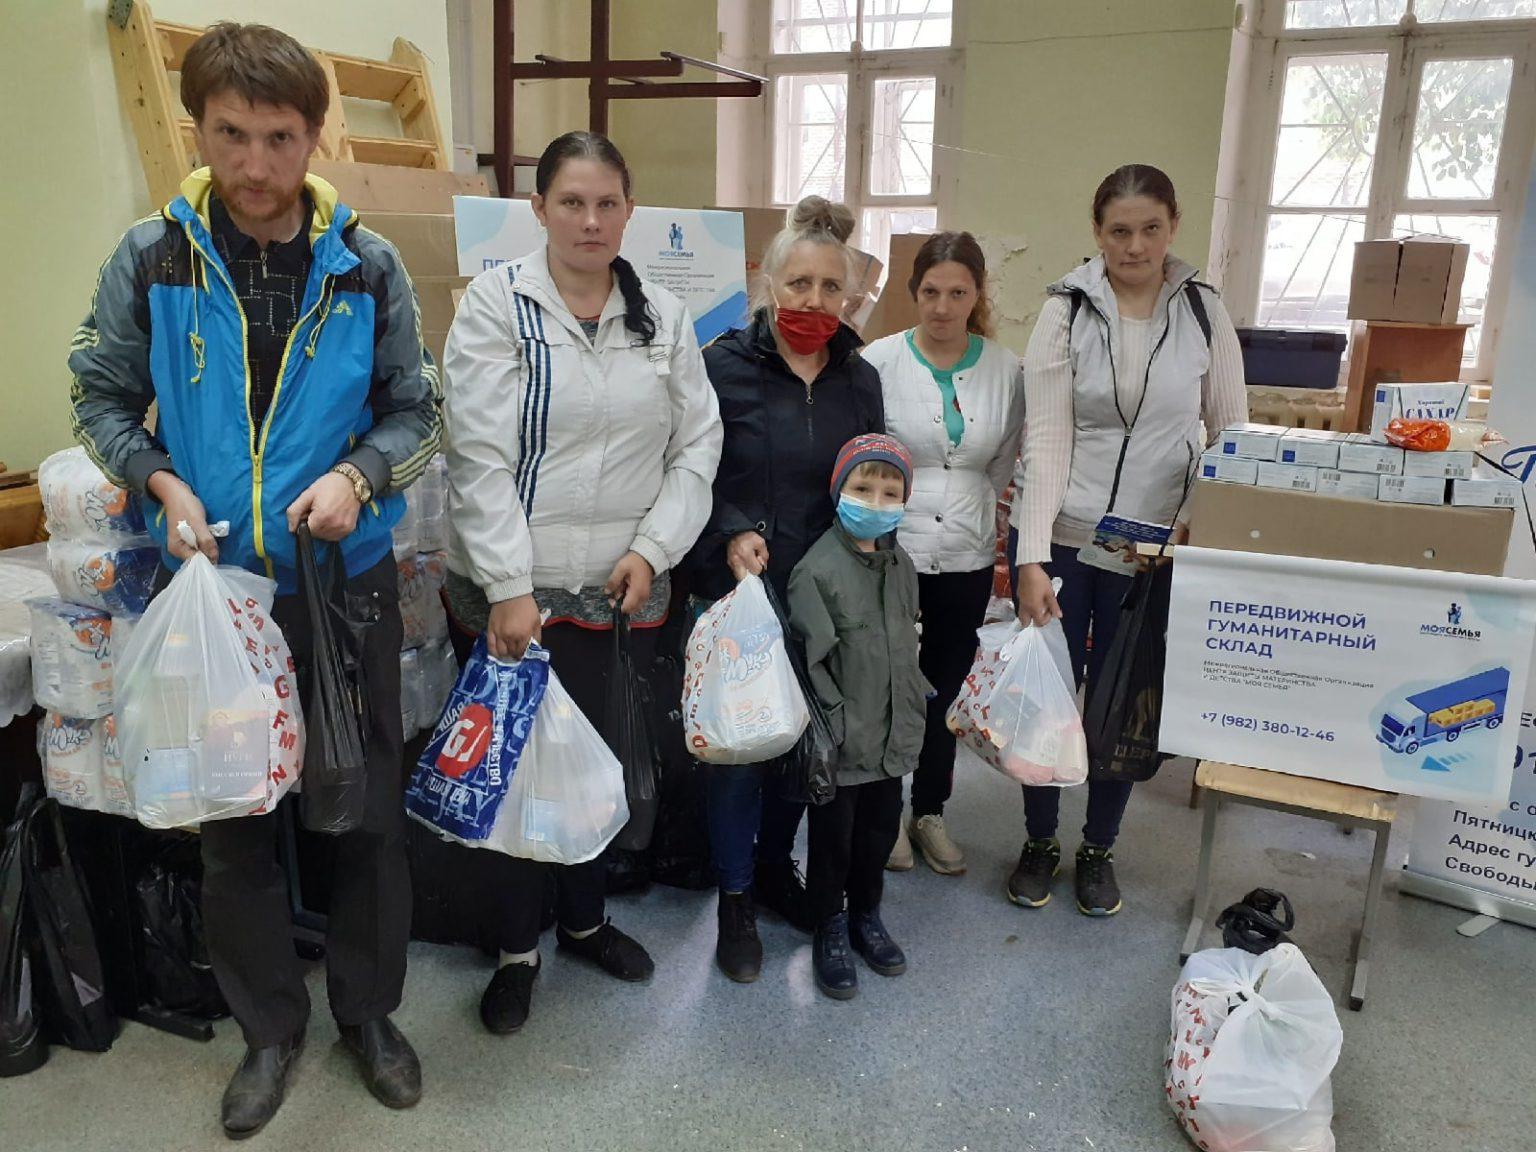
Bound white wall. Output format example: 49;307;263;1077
0;0;454;474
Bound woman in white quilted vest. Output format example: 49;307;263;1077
863;232;1024;877
1008;164;1247;918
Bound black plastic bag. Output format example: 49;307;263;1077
1217;888;1296;955
23;796;117;1052
1084;562;1174;783
646;648;717;891
761;581;837;807
134;845;228;1020
0;789;46;1078
607;606;660;852
296;524;371;834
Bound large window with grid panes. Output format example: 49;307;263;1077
1224;1;1536;382
750;0;962;264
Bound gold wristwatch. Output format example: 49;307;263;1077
331;461;373;504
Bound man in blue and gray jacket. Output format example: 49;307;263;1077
68;22;440;1138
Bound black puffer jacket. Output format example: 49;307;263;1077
686;311;885;603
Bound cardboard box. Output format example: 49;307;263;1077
363;213;460;278
1402;449;1475;480
861;232;929;341
1216;423;1287;462
1316;468;1381;501
1378;474;1447;506
1451;466;1523;509
413;275;473;333
1199;452;1258;485
1278;428;1343;469
1337;434;1405;476
1370;381;1470;442
1256;462;1320;493
1348;234;1470;324
1186;479;1511;574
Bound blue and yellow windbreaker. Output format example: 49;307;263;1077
68;169;443;593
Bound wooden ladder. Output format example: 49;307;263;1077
108;0;450;209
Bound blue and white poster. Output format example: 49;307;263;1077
1160;546;1536;805
452;197;749;345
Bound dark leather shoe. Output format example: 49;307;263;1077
556;920;655;982
850;909;907;976
338;1017;421;1109
480;959;540;1035
753;857;813;932
715;891;763;983
221;1033;304;1140
812;912;858;1001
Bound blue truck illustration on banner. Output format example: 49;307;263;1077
1378;668;1509;755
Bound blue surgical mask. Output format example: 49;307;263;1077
837;494;905;540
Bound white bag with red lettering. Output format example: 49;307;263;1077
114;554;304;829
1166;944;1341;1152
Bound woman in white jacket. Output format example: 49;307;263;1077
863;232;1024;877
441;132;723;1035
1009;164;1246;918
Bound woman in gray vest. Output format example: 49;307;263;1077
1008;164;1246;917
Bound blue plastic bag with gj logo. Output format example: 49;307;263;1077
404;636;550;845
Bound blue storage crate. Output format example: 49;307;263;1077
1237;327;1347;389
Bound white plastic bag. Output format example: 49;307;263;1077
491;669;629;864
681;574;809;765
114;555;304;829
1167;944;1342;1152
946;615;1087;786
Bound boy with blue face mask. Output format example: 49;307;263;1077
787;434;933;1000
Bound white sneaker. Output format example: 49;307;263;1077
910;814;967;875
886;817;915;871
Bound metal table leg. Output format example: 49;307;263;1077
1349;817;1392;1011
1181;792;1222;963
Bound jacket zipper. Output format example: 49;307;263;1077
185;225;326;579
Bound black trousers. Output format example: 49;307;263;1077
448;616;656;954
190;553;411;1049
806;776;904;924
910;567;995;818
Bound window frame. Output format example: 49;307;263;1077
744;0;965;253
1227;2;1536;381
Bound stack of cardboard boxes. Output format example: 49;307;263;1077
1202;382;1518;511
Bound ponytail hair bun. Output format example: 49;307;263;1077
789;195;855;243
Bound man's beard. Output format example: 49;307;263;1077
211;172;304;225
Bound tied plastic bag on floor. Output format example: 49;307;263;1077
296;526;370;835
495;668;629;865
681;574;808;765
607;607;659;852
404;636;551;845
133;841;228;1021
22;795;117;1053
1084;562;1173;782
1166;944;1342;1152
946;611;1087;787
1;789;47;1078
114;554;303;829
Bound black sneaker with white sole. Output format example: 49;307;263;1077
1075;844;1123;917
1006;837;1061;908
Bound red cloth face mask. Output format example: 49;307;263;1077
775;307;840;355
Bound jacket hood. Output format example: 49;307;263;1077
1048;253;1201;315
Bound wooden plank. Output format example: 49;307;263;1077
1196;761;1398;824
107;1;190;208
313;54;353;163
309;159;488;214
328;52;416;102
350;136;439;169
157;20;202;70
390;39;451;172
0;483;44;551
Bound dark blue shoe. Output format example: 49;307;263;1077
813;912;858;1000
850;909;907;976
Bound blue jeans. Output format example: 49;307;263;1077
707;765;807;893
1011;536;1136;849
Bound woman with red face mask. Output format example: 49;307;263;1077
684;196;885;984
